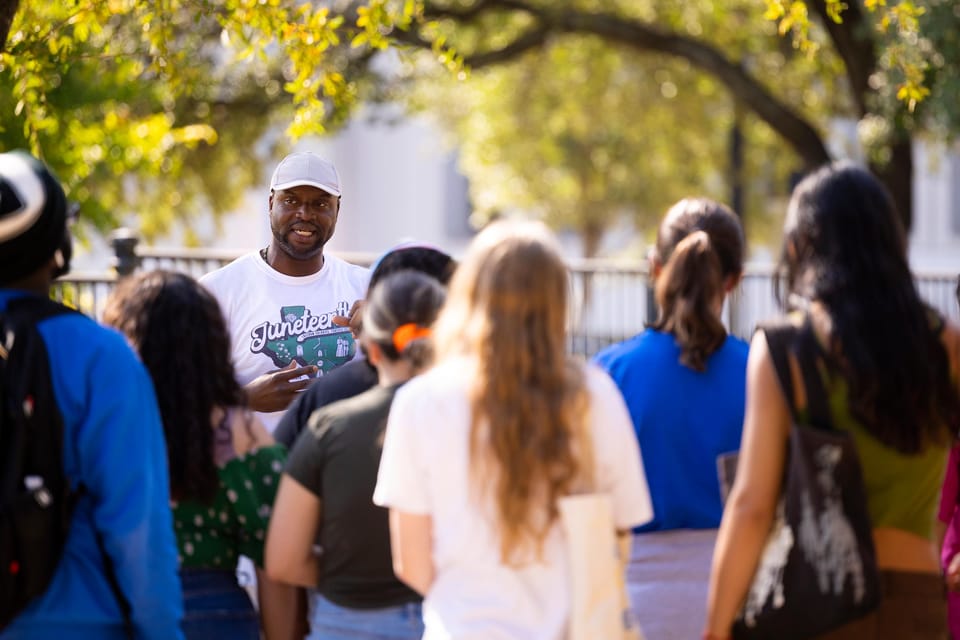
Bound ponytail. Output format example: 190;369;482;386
363;270;446;371
652;230;726;371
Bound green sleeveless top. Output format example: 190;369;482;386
799;314;948;540
819;373;947;540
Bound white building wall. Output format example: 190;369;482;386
312;106;473;257
910;142;960;272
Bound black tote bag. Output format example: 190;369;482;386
717;317;881;639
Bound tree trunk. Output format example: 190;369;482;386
576;222;603;336
0;0;19;53
871;140;913;233
581;223;602;261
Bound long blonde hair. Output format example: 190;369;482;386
434;221;592;564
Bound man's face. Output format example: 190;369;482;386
269;185;340;260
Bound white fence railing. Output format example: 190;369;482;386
56;248;960;358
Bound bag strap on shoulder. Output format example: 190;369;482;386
0;296;77;498
1;297;132;637
760;314;834;431
4;295;78;325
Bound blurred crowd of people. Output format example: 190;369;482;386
1;148;959;640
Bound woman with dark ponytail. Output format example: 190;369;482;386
266;270;446;640
595;197;747;532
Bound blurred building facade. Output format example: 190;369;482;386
74;111;960;273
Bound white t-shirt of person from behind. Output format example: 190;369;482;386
373;359;653;640
200;251;369;433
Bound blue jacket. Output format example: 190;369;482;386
1;291;183;640
594;329;748;532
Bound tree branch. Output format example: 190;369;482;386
418;2;831;168
466;25;549;68
555;10;830;168
808;0;875;116
0;0;20;54
423;0;539;22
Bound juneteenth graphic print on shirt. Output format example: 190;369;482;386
250;302;356;373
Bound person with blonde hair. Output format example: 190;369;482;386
373;220;652;639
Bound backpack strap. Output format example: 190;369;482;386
760;313;834;431
2;297;132;637
0;296;78;505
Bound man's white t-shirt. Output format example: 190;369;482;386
373;359;653;640
200;251;369;432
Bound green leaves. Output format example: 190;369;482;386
763;0;939;113
2;0;955;246
0;0;426;238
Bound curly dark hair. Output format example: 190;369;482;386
103;270;244;503
776;162;958;452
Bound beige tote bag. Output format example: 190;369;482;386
558;493;644;640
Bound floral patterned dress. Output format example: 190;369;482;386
172;443;286;569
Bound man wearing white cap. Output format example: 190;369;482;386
201;151;369;434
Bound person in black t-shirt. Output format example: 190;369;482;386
273;244;454;450
265;271;445;639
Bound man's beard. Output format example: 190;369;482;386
272;224;328;260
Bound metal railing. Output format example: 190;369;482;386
55;237;960;358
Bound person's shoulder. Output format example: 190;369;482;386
387;360;470;415
721;332;751;359
324;383;394;420
581;364;636;434
39;312;151;401
325;254;369;287
584;361;623;398
223;442;286;479
593;329;657;365
314;357;376;396
939;316;960;370
412;359;471;391
41;308;135;359
199;252;258;287
306;384;392;440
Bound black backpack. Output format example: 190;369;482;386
0;295;79;629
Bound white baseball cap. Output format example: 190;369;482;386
269;151;341;196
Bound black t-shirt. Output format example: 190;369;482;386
284;383;420;609
274;358;379;449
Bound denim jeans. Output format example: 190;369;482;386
180;568;260;640
308;593;424;640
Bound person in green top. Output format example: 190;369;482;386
104;270;289;640
266;270;446;640
705;162;960;640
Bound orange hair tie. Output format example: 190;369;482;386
392;323;432;353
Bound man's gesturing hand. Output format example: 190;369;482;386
244;361;318;413
332;299;365;340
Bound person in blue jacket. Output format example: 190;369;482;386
594;197;748;532
0;150;183;639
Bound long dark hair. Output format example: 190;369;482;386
777;162;958;452
651;198;745;371
103;270;244;503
